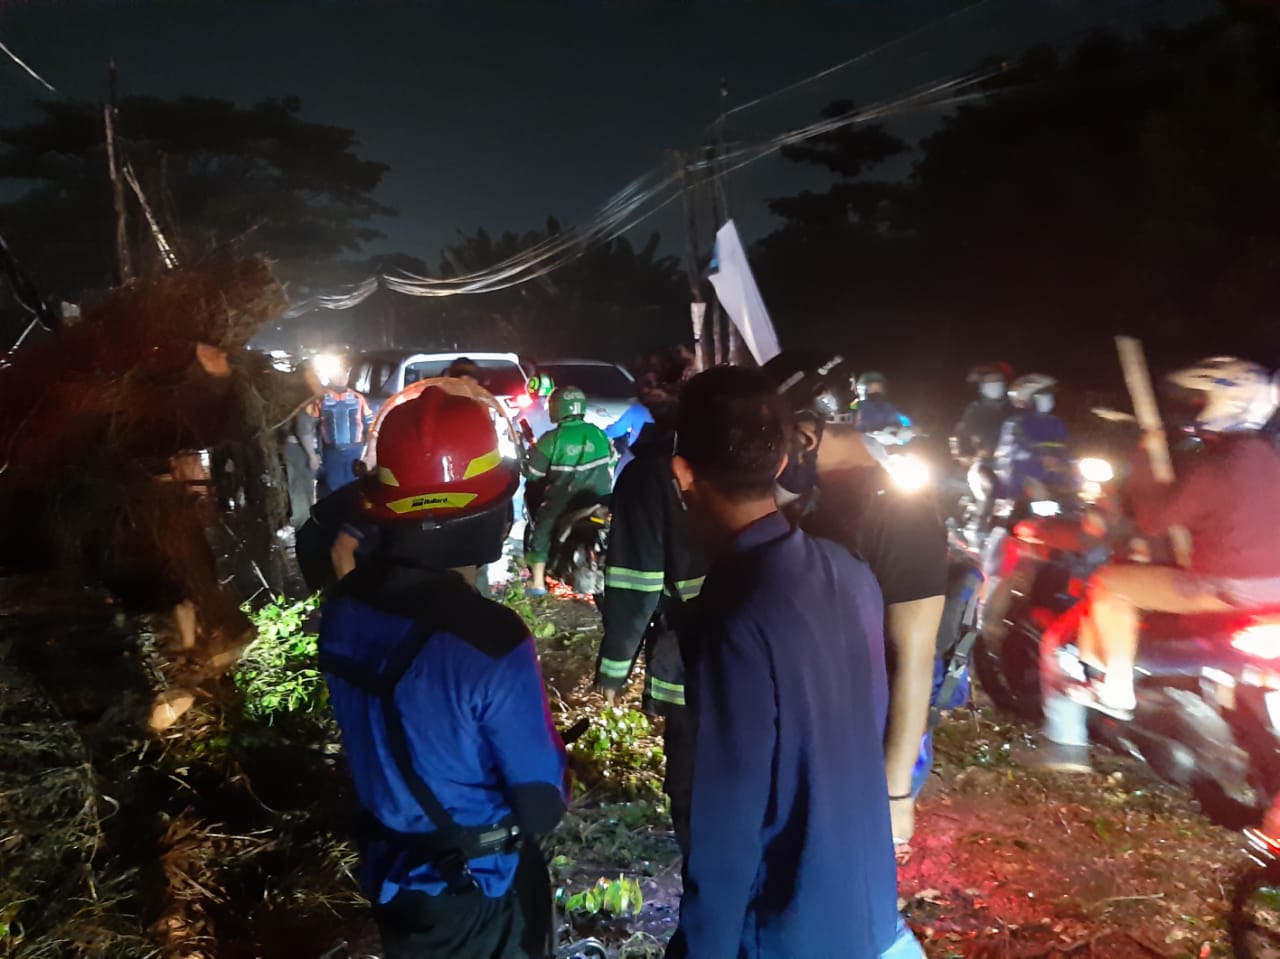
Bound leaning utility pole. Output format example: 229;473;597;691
710;76;748;365
677;152;708;372
103;60;132;284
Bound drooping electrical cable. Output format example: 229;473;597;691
340;69;998;306
0;37;56;92
722;0;998;120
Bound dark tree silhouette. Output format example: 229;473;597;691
0;96;393;299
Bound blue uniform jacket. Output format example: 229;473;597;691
320;564;566;904
993;411;1071;498
670;512;898;959
605;401;654;442
854;396;911;434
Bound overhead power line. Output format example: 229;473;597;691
0;38;56;92
723;0;999;119
290;67;998;313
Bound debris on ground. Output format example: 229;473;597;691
0;581;1257;957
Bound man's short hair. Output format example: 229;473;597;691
447;357;480;378
676;366;789;500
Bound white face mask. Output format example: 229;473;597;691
980;381;1006;401
1033;393;1055;414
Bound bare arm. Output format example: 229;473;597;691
883;595;945;840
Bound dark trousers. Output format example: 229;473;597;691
663;706;696;861
375;886;526;959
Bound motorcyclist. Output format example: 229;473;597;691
951;363;1013;463
853;371;912;434
523;385;615;596
318;385;566;959
1063;357;1280;723
763;352;949;851
992;374;1071;502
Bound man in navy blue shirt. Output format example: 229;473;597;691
666;367;922;959
319;385;567;959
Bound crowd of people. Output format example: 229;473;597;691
281;343;1280;959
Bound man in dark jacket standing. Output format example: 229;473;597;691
319;385;567;959
666;367;922;959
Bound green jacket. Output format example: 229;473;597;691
524;418;616;500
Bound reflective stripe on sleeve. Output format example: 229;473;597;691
604;567;664;592
598;657;632;680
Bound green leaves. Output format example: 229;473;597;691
569;709;666;801
563;876;644;918
234;595;327;723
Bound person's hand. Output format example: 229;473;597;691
601;687;617;708
890;796;915;854
307;454;322;474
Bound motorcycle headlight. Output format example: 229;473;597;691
1029;500;1061;517
887;453;930;493
1078;457;1114;484
1233;621;1280;661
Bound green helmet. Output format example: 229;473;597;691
526;373;556;398
549;385;587;422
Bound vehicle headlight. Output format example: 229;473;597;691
1030;500;1061;517
312;352;344;386
1078;457;1114;484
887;453;930;493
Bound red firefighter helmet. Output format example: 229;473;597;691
365;386;518;524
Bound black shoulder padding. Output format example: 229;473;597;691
337;562;529;660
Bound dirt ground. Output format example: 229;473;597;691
532;593;1248;959
0;580;1256;959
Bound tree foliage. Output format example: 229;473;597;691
392;219;687;358
758;11;1280;392
0;95;392;299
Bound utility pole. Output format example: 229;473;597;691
103;60;132;285
711;76;748;365
677;152;707;373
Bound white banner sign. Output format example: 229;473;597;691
707;219;780;364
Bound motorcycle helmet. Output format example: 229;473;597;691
1166;357;1277;433
364;386;519;567
762;351;855;423
526;373;555;399
856;370;888;401
549;385;588;423
1008;373;1058;410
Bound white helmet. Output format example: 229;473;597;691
1167;356;1277;432
1008;373;1057;409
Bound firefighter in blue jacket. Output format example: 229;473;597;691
319;385;567;959
305;357;375;498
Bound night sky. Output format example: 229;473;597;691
1;0;1214;262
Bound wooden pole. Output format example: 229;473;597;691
104;60;132;284
1115;335;1192;566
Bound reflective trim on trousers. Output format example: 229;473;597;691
646;677;685;706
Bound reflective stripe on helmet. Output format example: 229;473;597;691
384;491;480;514
463;448;502;479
